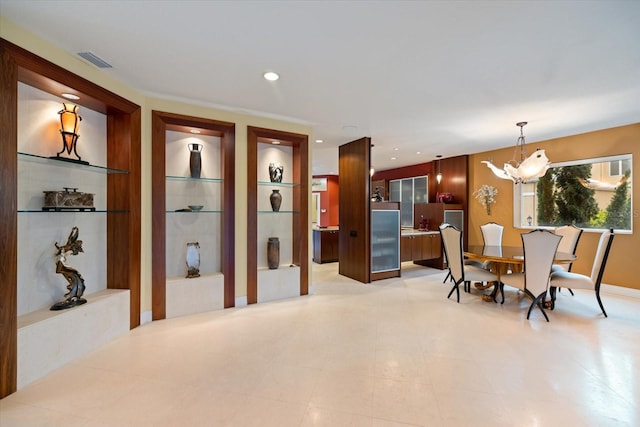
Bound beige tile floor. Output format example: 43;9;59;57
1;262;639;426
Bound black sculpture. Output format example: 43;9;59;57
50;226;87;310
269;162;284;183
372;186;383;202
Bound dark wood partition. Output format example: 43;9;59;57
338;137;372;283
0;38;141;398
247;126;309;304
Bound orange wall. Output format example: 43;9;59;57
314;175;339;226
468;123;640;290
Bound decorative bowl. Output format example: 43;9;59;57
188;205;203;211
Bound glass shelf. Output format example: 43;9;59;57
18;152;128;174
18;209;128;213
166;210;222;214
258;210;299;214
166;175;223;182
258;180;300;187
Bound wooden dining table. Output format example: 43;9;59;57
464;245;576;303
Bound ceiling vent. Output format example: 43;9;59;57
77;51;112;69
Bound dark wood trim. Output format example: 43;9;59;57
151;111;236;319
151;112;167;320
107;109;142;328
0;37;141;397
247;126;309;304
0;41;19;399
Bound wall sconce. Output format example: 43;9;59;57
436;155;442;184
54;103;87;164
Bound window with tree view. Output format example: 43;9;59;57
515;154;632;232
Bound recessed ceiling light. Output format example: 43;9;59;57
272;140;281;145
391;157;397;160
315;139;323;143
61;93;80;100
263;71;279;81
190;129;201;134
416;151;421;155
393;148;399;151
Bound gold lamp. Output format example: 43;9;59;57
54;103;86;164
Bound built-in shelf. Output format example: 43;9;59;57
18;151;128;174
166;210;223;214
18;209;129;213
258;180;300;187
166;175;223;182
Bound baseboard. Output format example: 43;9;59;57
602;283;640;299
140;310;153;325
235;296;248;307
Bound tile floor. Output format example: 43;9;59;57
1;263;639;426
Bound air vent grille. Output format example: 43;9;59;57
77;51;112;69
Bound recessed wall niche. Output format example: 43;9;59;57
17;82;108;315
257;144;295;268
165;131;223;278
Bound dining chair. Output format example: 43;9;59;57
439;224;498;303
440;222;473;284
500;229;562;321
474;222;504;271
551;224;583;295
549;229;615;317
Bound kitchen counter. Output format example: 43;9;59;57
401;229;439;236
313;225;339;231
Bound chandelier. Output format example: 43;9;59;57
481;121;549;184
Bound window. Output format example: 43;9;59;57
610;158;631;176
515;154;632;232
389;176;428;228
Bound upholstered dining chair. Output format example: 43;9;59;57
439;224;498;303
551;224;583;295
549;229;615;317
475;222;504;271
500;229;562;321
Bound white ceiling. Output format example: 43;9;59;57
2;0;639;174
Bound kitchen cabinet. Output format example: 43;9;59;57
313;228;339;263
371;202;401;280
401;232;441;262
414;203;464;269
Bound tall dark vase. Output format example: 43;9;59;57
270;189;282;212
189;143;202;178
267;237;280;269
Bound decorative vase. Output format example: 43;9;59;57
189;143;202;178
270;189;282;212
185;242;201;278
269;162;284;183
267;237;280;269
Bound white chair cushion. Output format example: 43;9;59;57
463;265;498;283
550;270;594;291
550;264;569;273
500;272;525;291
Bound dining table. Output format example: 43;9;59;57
464;245;576;303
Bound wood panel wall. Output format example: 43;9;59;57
338;137;372;283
